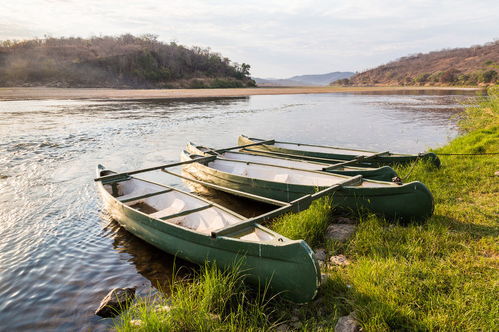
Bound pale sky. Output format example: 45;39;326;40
1;0;498;77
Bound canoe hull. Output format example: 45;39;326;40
96;171;320;303
238;136;441;167
183;161;434;222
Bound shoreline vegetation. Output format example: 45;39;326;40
115;88;498;331
336;41;498;87
0;86;484;101
0;35;255;89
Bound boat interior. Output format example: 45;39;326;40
196;146;323;171
206;158;388;187
103;177;275;242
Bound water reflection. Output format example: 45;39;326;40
103;216;194;293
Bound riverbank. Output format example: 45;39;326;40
114;87;497;330
0;86;483;101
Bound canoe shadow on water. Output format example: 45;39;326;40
102;217;196;293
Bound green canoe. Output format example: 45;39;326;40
186;142;398;182
238;135;441;167
95;165;320;303
180;152;434;221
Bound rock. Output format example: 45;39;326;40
335;313;360;332
314;248;327;262
95;287;136;318
325;224;356;242
276;323;290;331
130;319;143;327
334;216;356;224
329;254;351;266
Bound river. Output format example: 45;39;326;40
0;91;473;331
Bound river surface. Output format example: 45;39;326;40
0;91;472;331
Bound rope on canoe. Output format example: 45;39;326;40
399;155;421;181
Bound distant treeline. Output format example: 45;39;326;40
333;41;499;86
0;34;255;88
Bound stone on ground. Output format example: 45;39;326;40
335;312;360;332
326;224;356;242
330;254;351;266
95;287;136;318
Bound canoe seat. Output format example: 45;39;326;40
118;188;150;202
231;165;248;177
178;208;227;234
150;199;186;220
273;173;289;183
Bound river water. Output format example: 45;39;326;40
0;91;472;331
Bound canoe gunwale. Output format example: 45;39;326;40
241;134;396;156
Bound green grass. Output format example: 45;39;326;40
271;197;333;248
115;262;282;331
116;87;498;331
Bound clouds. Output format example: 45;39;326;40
1;0;497;76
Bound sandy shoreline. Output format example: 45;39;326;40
0;86;483;101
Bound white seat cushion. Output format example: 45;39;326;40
150;198;186;219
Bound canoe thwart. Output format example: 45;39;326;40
101;175;131;185
310;175;363;199
94;155;217;182
211;175;363;238
162;169;290;207
119;189;174;203
213;139;276;154
321;151;390;171
160;204;213;221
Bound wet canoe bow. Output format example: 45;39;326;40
238;135;441;167
186;142;398;182
180;152;434;222
95;165;320;303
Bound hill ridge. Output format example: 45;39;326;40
343;41;498;86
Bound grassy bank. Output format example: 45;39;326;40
115;87;498;331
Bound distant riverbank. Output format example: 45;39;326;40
0;86;483;101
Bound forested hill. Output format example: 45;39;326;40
342;41;498;86
0;34;255;88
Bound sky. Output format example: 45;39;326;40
1;0;498;77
